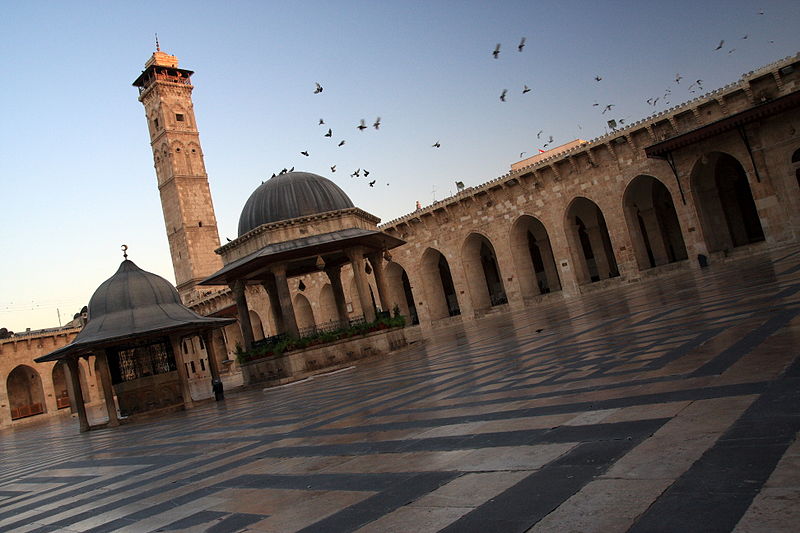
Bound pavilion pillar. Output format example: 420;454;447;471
586;225;611;280
367;252;393;314
202;330;221;382
347;247;377;322
169;335;194;409
325;265;350;325
95;350;119;427
230;280;255;350
271;264;299;337
65;357;89;433
261;276;286;334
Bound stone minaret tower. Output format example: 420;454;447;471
133;48;223;301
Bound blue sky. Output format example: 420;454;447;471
1;0;798;331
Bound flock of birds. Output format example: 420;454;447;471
269;9;776;193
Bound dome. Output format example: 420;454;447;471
87;260;184;320
237;171;354;236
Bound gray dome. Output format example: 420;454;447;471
87;260;184;320
238;171;354;236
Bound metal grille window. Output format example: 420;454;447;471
113;341;176;383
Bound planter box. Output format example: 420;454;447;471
239;327;408;387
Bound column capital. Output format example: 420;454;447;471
270;262;289;277
345;246;365;262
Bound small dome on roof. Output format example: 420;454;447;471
237;171;354;236
87;260;183;320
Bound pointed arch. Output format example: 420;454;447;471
509;215;561;299
690;152;764;252
318;283;339;324
52;361;71;409
420;248;461;320
564;197;619;285
7;365;46;420
623;175;688;270
462;233;507;310
294;293;316;331
384;261;419;324
248;310;265;340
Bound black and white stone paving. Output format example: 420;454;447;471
1;246;799;532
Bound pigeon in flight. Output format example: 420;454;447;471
319;118;325;125
314;82;323;94
330;165;336;173
432;141;441;148
548;135;553;143
594;75;602;82
518;37;526;52
368;180;376;187
357;119;367;131
373;117;381;130
226;237;232;242
742;34;749;40
602;104;615;114
715;40;725;50
500;89;507;102
522;85;531;94
675;73;682;84
520;152;527;158
537;130;543;139
325;128;332;137
728;48;736;54
363;169;370;177
351;168;361;177
492;43;501;59
338;140;346;147
300;151;309;157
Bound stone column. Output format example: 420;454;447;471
325;265;350;325
230;280;255;350
367;252;392;314
202;330;221;382
539;240;562;291
169;335;194;409
640;208;670;266
261;276;285;334
586;226;611;280
347;247;377;322
95;351;119;427
271;264;299;337
65;357;89;432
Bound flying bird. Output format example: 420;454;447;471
518;37;526;52
520;152;527;158
338;140;346;147
289;167;294;172
363;169;370;177
522;85;531;94
594;75;602;82
226;237;232;242
500;89;507;102
602;104;615;114
537;130;543;139
357;119;367;131
548;135;553;143
325;128;332;137
351;168;361;177
373;117;381;130
300;151;309;156
318;118;325;125
728;48;736;54
432;141;441;148
742;34;749;40
369;180;376;187
715;40;725;50
592;101;599;107
492;43;501;59
314;82;323;94
675;73;683;84
330;165;336;173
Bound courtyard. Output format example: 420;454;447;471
1;246;799;532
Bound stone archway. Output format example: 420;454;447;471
249;310;265;341
565;197;619;285
318;283;339;324
690;152;765;252
462;233;507;310
294;293;316;332
385;261;419;324
7;365;47;420
347;275;377;318
420;248;461;320
510;215;561;299
623;175;688;270
52;361;71;409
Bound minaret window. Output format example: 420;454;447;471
175;113;185;122
153;118;159;130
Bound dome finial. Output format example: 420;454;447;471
121;244;128;260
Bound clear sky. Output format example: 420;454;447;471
1;0;798;332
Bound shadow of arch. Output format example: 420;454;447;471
623;175;688;270
564;197;619;285
690;152;764;252
509;215;561;299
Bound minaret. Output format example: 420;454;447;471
133;47;223;301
